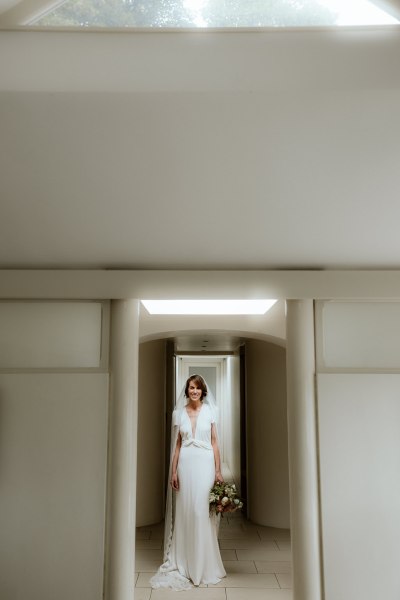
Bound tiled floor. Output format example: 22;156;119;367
135;511;292;599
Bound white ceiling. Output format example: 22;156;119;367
1;28;400;270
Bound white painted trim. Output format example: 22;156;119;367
286;300;322;600
105;299;139;600
1;270;400;299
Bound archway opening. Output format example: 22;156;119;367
135;316;291;593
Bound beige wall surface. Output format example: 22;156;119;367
316;300;400;600
0;301;103;369
317;300;400;370
246;340;289;528
136;340;166;526
0;373;109;600
318;374;400;600
224;356;241;488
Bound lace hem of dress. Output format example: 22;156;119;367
149;566;193;591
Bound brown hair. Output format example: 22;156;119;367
184;374;208;399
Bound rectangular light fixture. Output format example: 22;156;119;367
141;299;277;315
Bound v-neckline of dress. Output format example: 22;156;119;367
185;404;204;439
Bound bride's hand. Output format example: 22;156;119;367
171;473;179;490
215;471;224;484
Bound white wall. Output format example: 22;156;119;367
0;301;109;600
136;339;166;526
246;340;289;528
0;373;108;600
223;355;241;488
316;301;400;600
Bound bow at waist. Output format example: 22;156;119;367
182;439;212;450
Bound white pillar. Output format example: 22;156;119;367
105;299;140;600
286;300;322;600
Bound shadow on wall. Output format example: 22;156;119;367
245;339;289;529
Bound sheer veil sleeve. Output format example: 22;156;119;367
162;407;181;561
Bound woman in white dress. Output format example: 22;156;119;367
150;375;226;590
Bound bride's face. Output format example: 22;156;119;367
188;382;202;402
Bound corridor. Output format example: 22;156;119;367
135;512;292;599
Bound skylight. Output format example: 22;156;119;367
141;299;278;315
30;0;399;28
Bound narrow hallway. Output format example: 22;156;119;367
136;339;291;598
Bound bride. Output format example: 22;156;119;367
150;374;226;590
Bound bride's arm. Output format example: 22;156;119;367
170;433;182;490
211;423;223;483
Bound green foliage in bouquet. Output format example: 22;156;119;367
209;482;243;516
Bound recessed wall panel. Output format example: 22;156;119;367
317;374;400;600
0;302;103;369
317;301;400;370
0;373;109;600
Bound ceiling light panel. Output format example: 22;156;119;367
141;299;277;315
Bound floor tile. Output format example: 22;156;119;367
218;528;260;539
236;549;291;562
135;539;163;549
220;539;277;550
133;589;151;600
136;573;156;587
151;588;226;600
135;559;161;572
211;573;279;588
136;522;163;534
224;560;257;574
137;572;209;589
276;573;292;589
136;529;151;540
135;518;292;600
275;540;291;551
218;523;244;533
227;589;292;600
220;549;237;561
257;528;291;541
135;549;163;561
220;525;259;537
228;510;245;519
239;523;260;533
255;561;291;574
147;523;165;540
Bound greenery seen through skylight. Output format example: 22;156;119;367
32;0;399;28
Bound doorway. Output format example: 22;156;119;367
175;354;241;491
107;297;323;600
136;333;290;528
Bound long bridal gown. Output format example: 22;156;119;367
150;403;226;590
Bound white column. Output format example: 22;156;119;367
105;299;140;600
286;300;322;600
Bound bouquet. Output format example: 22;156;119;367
209;481;243;516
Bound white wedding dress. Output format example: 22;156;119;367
150;403;226;590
